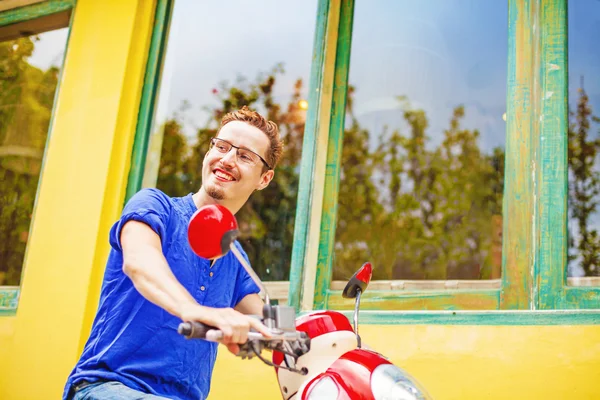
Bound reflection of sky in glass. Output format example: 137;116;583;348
569;0;600;116
26;28;69;70
568;0;600;277
156;0;318;140
349;0;508;152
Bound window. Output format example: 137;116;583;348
310;0;511;311
333;0;507;284
130;0;318;283
0;2;72;311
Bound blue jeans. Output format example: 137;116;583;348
73;381;170;400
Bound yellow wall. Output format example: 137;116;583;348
0;0;155;398
210;324;600;400
0;318;15;374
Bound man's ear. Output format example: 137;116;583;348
257;170;274;191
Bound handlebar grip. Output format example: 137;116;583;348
178;321;218;340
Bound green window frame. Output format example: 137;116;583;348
125;0;172;202
0;0;75;315
537;0;600;310
288;0;600;317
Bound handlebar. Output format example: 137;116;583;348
177;321;309;343
176;305;311;375
178;321;223;341
177;320;310;375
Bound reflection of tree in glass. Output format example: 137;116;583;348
568;82;600;277
334;93;505;281
0;37;60;285
157;66;506;282
156;66;306;281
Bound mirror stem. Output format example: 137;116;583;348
229;244;271;305
354;288;362;348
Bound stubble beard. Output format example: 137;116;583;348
206;184;225;200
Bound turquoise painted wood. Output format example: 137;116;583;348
536;0;599;309
313;0;354;311
288;0;332;311
564;287;600;309
0;0;75;28
327;289;500;311
0;287;19;314
330;309;600;325
501;0;535;309
125;0;173;203
537;0;568;310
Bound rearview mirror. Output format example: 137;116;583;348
342;262;373;299
187;204;239;259
187;204;272;305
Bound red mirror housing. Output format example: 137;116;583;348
187;204;239;259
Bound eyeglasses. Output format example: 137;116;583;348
209;137;272;170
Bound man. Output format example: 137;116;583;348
64;106;284;400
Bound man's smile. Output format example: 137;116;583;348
213;168;236;182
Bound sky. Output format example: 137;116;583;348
569;0;600;111
26;28;68;70
348;0;508;152
152;0;318;139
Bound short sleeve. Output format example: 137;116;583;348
109;188;173;251
231;241;261;307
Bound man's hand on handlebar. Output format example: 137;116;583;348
179;304;271;355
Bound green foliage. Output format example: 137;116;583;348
154;67;507;281
333;98;505;280
568;85;600;277
0;37;60;285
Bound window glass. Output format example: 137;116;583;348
333;0;507;282
567;0;600;279
143;0;317;281
0;27;69;287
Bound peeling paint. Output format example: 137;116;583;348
547;63;560;71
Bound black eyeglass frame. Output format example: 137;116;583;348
209;137;272;170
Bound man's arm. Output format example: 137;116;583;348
121;220;197;316
234;293;264;316
120;220;269;353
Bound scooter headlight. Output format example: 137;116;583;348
371;364;432;400
306;376;339;399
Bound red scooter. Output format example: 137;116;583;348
179;205;432;400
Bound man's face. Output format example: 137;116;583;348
201;121;273;206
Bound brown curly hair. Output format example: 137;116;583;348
220;106;284;170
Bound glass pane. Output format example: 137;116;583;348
143;0;317;281
567;0;600;280
333;0;507;282
0;28;69;286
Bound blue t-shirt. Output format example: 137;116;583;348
63;188;260;400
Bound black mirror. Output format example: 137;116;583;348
342;262;373;299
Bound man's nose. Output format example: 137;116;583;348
220;148;237;166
